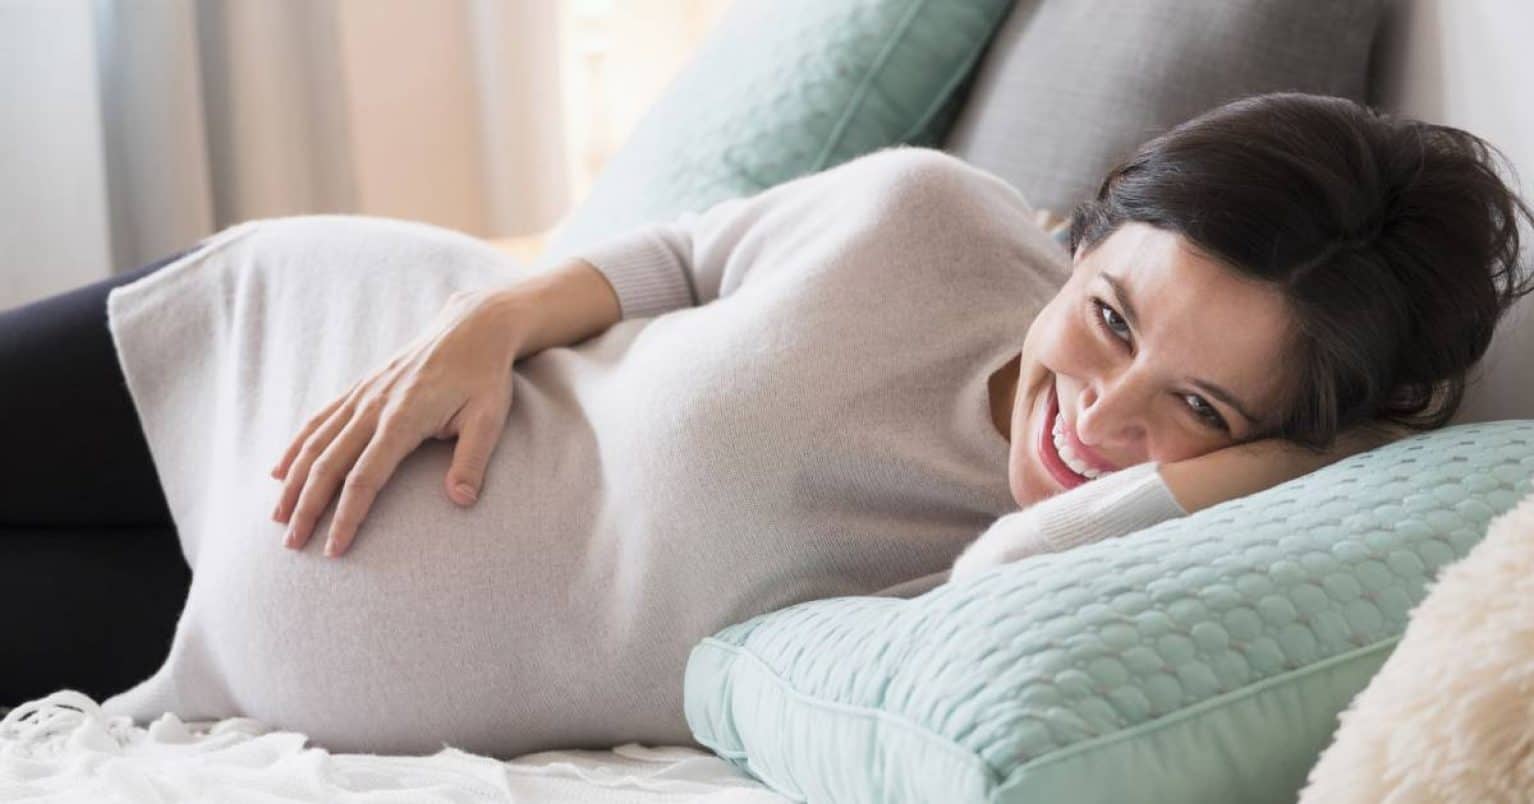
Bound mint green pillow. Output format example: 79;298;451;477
538;0;1012;266
684;421;1534;803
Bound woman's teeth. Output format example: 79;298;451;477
1051;411;1106;480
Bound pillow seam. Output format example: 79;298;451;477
813;0;930;171
894;1;1014;145
696;630;1406;793
993;634;1405;785
690;636;1001;791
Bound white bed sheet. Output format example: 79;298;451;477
0;690;792;803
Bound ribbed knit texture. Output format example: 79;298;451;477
1030;461;1187;548
576;227;697;319
97;145;1103;758
950;462;1188;581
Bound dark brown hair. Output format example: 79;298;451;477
1069;92;1534;449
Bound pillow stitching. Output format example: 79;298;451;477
690;636;1001;789
812;0;930;171
894;1;1014;145
699;632;1402;794
689;423;1534;795
989;636;1404;797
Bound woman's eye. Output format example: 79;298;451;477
1093;298;1131;340
1184;394;1229;432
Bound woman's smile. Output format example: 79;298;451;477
997;223;1297;508
1037;380;1117;490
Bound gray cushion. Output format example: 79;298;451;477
944;0;1386;214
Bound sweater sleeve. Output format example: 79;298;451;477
948;462;1188;583
567;194;756;320
565;145;1022;320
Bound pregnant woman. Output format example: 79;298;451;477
6;92;1529;758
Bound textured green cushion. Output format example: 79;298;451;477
538;0;1012;266
684;421;1534;803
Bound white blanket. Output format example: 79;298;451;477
0;690;789;803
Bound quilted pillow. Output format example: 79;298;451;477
537;0;1012;267
684;420;1534;803
1299;487;1534;802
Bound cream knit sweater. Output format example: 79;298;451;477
98;146;1180;758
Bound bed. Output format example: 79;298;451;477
5;1;1528;801
0;691;791;803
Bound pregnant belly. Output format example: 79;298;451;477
103;215;696;755
182;438;644;757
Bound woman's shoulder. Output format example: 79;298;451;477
841;144;981;182
734;146;1040;241
836;146;1040;219
825;147;1066;270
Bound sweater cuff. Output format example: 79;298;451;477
1031;462;1188;552
572;227;696;320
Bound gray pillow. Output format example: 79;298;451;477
944;0;1386;214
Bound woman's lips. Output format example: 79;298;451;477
1061;411;1117;476
1037;381;1091;490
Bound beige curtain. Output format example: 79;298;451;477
105;0;574;270
0;0;729;310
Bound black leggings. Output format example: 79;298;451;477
2;242;207;708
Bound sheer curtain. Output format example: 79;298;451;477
0;0;729;310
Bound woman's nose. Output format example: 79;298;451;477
1075;377;1147;447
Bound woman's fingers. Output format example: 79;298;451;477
271;390;350;481
321;411;426;558
273;397;357;525
267;289;531;556
444;399;509;506
282;406;382;553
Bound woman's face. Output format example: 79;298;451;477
1005;222;1294;507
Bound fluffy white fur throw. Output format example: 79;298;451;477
1299;487;1534;803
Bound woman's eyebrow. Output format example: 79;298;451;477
1191;379;1261;427
1100;272;1261;427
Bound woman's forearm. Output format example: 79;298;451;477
486;259;622;359
1159;424;1405;514
1157;440;1330;513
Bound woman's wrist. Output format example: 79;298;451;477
477;284;544;360
1030;461;1187;550
482;259;622;360
1158;439;1321;514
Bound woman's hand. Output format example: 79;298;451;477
1159;421;1411;514
269;288;535;558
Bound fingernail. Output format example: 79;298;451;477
283;528;296;548
455;483;477;503
323;539;338;558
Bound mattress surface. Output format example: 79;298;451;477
0;689;790;802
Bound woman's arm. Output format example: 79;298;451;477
561;145;1009;322
486;258;622;359
1158;423;1407;514
949;423;1409;582
950;461;1186;582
